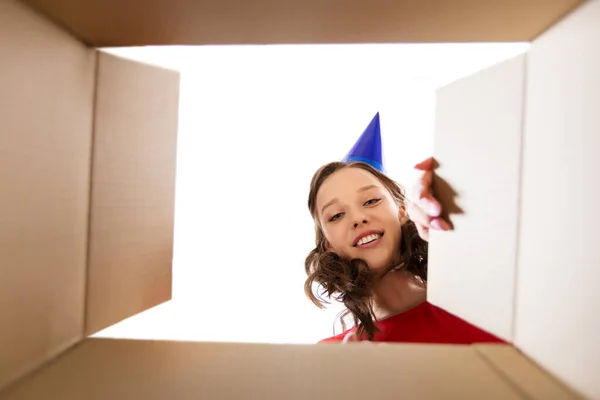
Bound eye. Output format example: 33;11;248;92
329;213;343;222
364;198;382;206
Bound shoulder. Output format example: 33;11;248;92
372;301;506;344
424;302;507;344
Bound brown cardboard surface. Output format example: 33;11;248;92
24;0;583;47
0;0;95;390
0;0;597;398
85;51;179;335
475;345;582;400
428;54;526;342
515;1;600;399
0;339;524;400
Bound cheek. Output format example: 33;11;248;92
322;224;347;253
387;203;404;223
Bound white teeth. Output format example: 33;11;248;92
357;234;380;246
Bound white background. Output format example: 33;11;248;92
95;43;528;344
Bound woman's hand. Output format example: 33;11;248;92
407;157;451;242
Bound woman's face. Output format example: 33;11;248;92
315;167;403;270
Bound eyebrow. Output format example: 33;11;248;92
320;185;379;215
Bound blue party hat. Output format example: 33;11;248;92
342;112;384;172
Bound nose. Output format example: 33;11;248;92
353;219;367;229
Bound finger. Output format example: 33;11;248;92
415;222;429;242
409;200;450;233
407;202;432;228
418;170;433;198
418;192;442;218
412;170;433;200
430;217;452;231
414;157;435;171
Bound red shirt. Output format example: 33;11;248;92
320;301;506;344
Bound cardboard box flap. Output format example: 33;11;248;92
0;0;96;391
85;51;179;336
474;345;582;400
24;0;583;47
515;1;600;400
429;53;526;342
1;339;528;400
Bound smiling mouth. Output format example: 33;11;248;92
354;232;384;247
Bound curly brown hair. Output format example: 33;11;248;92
304;161;428;341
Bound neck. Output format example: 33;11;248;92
371;269;427;320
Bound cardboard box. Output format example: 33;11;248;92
0;0;597;398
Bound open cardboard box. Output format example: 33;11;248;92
1;0;598;398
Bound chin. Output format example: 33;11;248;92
364;256;391;271
356;241;395;271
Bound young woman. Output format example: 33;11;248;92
304;158;505;344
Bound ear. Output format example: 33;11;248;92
323;238;332;251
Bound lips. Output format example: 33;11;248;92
352;230;384;247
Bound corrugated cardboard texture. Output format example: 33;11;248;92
428;54;526;342
0;0;95;391
515;1;600;399
85;52;179;335
24;0;582;46
0;339;523;400
475;345;582;399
